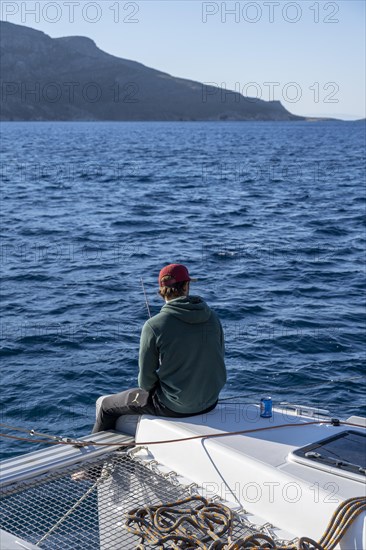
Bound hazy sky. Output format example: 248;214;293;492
2;1;365;119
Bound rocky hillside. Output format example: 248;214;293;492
0;21;304;121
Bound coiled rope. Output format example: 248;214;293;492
125;495;366;550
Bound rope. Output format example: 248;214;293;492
0;423;84;446
0;423;59;439
125;496;366;549
126;496;234;549
0;420;364;448
35;463;114;546
317;497;366;550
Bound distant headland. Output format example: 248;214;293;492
0;21;336;122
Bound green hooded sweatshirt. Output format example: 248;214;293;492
138;295;226;413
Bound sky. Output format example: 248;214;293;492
1;0;365;119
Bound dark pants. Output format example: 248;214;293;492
92;387;217;433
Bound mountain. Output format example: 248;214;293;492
0;21;304;121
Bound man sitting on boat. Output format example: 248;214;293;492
93;263;226;432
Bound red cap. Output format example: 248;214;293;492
158;264;197;287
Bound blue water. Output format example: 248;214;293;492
1;121;365;459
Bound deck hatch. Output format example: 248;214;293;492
292;430;366;479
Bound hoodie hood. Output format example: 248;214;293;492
161;295;211;324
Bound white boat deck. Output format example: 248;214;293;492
0;403;365;549
129;403;366;548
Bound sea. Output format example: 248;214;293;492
1;120;365;460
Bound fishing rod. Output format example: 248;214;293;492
140;277;152;318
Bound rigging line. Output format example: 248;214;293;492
0;423;62;439
35;465;113;546
1;419;363;448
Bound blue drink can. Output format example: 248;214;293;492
260;397;272;418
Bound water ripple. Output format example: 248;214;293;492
1;120;365;459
